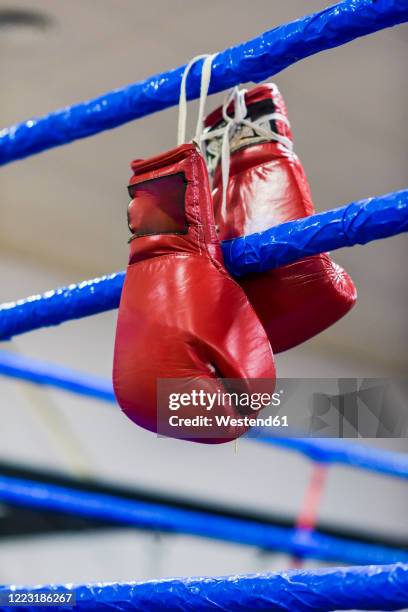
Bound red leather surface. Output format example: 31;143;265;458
206;87;356;353
113;144;275;443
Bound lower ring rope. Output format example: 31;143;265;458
0;564;407;611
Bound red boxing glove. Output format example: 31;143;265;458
113;144;275;444
204;84;357;353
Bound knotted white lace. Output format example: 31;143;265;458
201;85;295;221
178;61;295;223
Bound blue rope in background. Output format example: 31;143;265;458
254;433;408;480
0;564;407;611
0;350;115;404
0;0;407;165
0;189;406;340
1;350;407;480
0;474;406;566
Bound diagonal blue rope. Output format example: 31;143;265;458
0;473;406;566
253;433;408;480
0;349;115;404
0;0;407;165
0;350;407;480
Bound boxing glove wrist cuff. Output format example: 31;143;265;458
127;144;222;266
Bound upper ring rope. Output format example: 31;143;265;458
0;0;407;165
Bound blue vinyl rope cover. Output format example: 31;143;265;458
0;564;407;611
0;0;407;165
223;189;408;276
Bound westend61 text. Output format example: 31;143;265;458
168;415;288;428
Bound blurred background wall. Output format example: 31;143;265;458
0;0;407;585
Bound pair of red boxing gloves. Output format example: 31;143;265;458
113;74;356;444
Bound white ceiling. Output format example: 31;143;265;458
0;0;407;372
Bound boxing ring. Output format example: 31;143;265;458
0;0;407;609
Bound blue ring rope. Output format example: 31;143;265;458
0;0;407;165
0;474;406;566
1;349;408;480
224;189;408;276
253;433;408;480
0;564;407;611
0;350;115;404
0;189;406;341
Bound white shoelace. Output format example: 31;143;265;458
201;86;294;221
177;53;216;147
